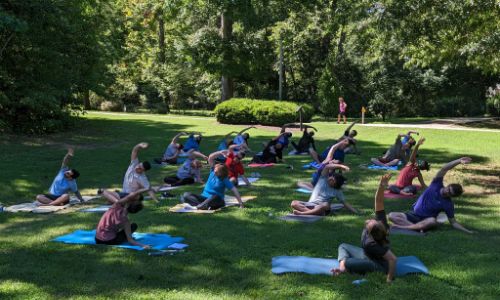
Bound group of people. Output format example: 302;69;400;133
35;122;474;283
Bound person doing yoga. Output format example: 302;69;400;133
163;152;205;187
181;150;244;210
290;125;317;154
332;174;397;283
36;148;84;206
157;132;187;164
121;143;159;203
371;133;416;167
224;146;252;187
388;137;429;195
95;188;151;249
233;126;256;150
388;157;474;234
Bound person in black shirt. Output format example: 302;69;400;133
291;125;317;154
332;174;397;283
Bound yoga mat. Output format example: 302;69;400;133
5;195;99;214
271;255;429;277
279;214;323;223
52;230;184;251
288;150;309;156
238;177;259;186
296;188;312;194
366;164;399;171
154;186;181;192
79;205;112;213
168;243;189;250
169;195;257;213
302;162;322;169
389;227;427;236
248;163;275;168
384;191;416;199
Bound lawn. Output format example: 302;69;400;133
0;112;499;299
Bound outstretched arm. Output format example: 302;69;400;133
117;188;149;205
131;143;148;162
61;148;74;167
344;122;356;133
449;218;474;234
238;126;256;135
124;220;150;249
171;132;188;144
322;140;349;163
435;157;472;178
383;250;397;283
375;174;392;212
224;131;238;139
409;137;425;164
407;130;419;136
208;150;229;167
230;186;244;208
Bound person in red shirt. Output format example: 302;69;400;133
388;138;430;195
225;146;252;187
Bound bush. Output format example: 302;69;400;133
215;98;314;126
100;100;123;112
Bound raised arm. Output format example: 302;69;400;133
171;132;188;144
407;130;419;136
208;150;229;167
117;188;149;205
322;140;349;163
238;126;256;135
409;137;425;164
344;122;356;133
131;142;148;162
280;123;298;133
61;148;75;167
435;157;472;178
375;174;392;212
224;131;238;139
321;163;350;176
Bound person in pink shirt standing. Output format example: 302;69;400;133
338;97;347;124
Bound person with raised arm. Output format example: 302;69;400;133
388;137;430;195
389;157;474;234
371;133;416;167
95;188;151;249
36;148;84;206
121;143;159;203
233;126;256;149
163;151;206;187
332;174;397;283
156;132;188;164
180;149;244;210
289;124;317;154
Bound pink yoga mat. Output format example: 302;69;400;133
248;163;275;168
384;185;422;199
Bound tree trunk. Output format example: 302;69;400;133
157;10;166;64
83;90;91;110
220;12;233;101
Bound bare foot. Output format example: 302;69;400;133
293;210;305;215
331;268;345;276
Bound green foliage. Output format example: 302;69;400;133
215;98;313;126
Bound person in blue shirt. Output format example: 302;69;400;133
233;126;256;150
180;150;244;210
36;148;84;206
389;157;474;234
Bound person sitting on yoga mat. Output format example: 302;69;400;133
291;162;358;216
277;124;295;150
332;174;397;283
290;125;317;154
163;152;205;187
388;137;430;195
95;188;151;249
339;122;359;154
224;146;252;187
388;157;474;234
297;140;350;191
183;132;203;152
251;133;289;164
309;136;353;164
181;150;244;210
371;133;416;167
121;143;159;203
155;132;188;164
36;148;84;206
233;126;256;150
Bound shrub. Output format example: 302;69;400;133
100;100;123;112
215;98;314;126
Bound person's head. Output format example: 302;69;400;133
135;161;151;174
417;160;430;171
365;219;389;244
178;144;184;150
191;159;203;169
227;139;234;147
308;131;315;137
327;173;346;189
64;169;80;180
441;184;463;198
234;151;246;163
339;97;344;103
127;199;144;214
242;133;250;140
349;130;357;138
214;163;229;178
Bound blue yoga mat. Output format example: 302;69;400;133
302;162;322;169
296;188;313;194
79;205;111;213
52;230;184;251
272;255;429;277
367;164;399;171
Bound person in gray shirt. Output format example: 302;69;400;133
371;133;417;167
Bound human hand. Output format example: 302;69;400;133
417;137;425;145
380;173;392;186
139;142;149;149
67;148;75;156
342;165;351;172
460;157;472;164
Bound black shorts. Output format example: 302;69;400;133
405;211;426;224
44;194;60;201
339;111;346;116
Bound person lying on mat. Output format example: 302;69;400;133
297;140;350;191
181;150;244;210
95;188;151;249
389;157;474;234
291;163;358;216
332;174;397;283
36;148;84;206
233;126;256;150
224;146;252;187
371;133;416;167
289;125;317;154
156;132;188;164
121;143;159;203
163;152;206;187
388;138;429;195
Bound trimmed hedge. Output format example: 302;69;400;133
215;98;314;126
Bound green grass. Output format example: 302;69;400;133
0;112;499;299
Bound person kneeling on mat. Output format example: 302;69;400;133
36;148;84;206
332;174;397;283
388;137;430;195
95;188;151;249
163;152;205;187
181;150;244;210
388;157;474;234
291;163;358;216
